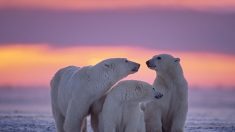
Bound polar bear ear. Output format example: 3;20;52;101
104;63;114;69
104;63;111;68
174;58;180;62
137;82;144;89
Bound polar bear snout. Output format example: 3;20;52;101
131;62;140;72
146;60;156;69
152;87;163;99
155;92;163;99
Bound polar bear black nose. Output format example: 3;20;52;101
146;60;150;66
146;60;155;68
136;63;140;69
155;93;163;99
132;63;140;72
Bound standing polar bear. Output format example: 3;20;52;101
145;54;188;132
50;58;140;132
99;80;163;132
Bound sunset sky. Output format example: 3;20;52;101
0;0;235;88
1;0;235;10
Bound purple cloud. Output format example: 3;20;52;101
0;8;235;54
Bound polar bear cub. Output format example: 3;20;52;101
99;80;163;132
145;54;188;132
50;58;140;132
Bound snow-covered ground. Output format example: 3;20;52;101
0;88;235;132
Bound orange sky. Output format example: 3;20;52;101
0;0;235;10
1;44;235;88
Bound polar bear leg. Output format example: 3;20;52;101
51;68;65;132
125;108;145;132
170;117;185;132
138;113;146;132
170;127;183;132
90;95;106;132
64;99;90;132
100;113;116;132
99;97;120;132
170;122;184;132
170;108;187;132
51;96;65;132
90;112;98;132
125;119;145;132
103;123;116;132
81;118;87;132
154;119;163;132
53;110;65;132
125;125;137;132
146;116;162;132
99;108;117;132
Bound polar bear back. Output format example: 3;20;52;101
107;80;156;103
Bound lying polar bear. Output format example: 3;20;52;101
145;54;188;132
99;80;163;132
50;58;140;132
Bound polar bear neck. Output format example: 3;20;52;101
153;73;188;104
153;65;187;91
91;66;119;95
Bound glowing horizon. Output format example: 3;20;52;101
1;44;235;88
0;0;235;10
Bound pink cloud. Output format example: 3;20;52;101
0;0;235;10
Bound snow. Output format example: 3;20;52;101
0;88;235;132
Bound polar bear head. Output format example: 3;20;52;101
146;54;182;76
111;80;163;103
95;58;140;81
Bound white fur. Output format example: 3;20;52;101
145;54;188;132
99;80;162;132
50;58;139;132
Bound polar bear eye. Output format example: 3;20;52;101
156;57;162;60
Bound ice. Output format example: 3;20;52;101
0;88;235;132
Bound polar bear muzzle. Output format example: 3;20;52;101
152;87;163;99
146;60;156;69
131;62;140;72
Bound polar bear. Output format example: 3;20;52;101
145;54;188;132
50;58;140;132
99;80;163;132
